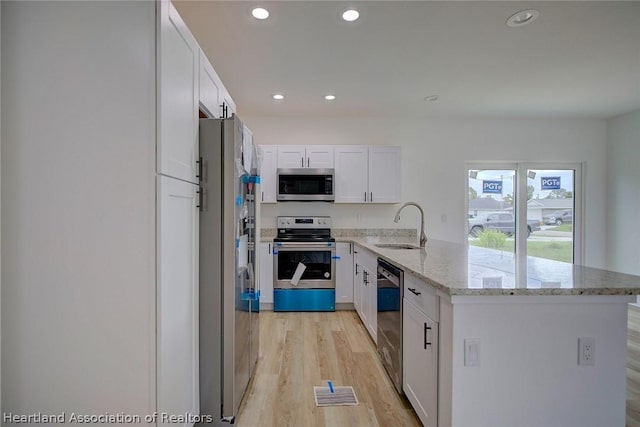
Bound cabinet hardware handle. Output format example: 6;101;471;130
196;156;203;182
268;243;271;254
355;264;359;275
424;324;432;348
370;192;373;202
408;287;421;296
364;192;367;202
261;192;264;202
301;157;304;167
307;157;310;167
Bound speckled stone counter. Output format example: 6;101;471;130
349;237;640;297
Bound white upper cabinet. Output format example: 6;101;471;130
368;146;401;203
158;2;199;183
220;87;236;118
334;146;369;203
305;145;334;169
335;146;401;204
277;145;334;169
259;146;277;203
277;146;306;169
198;49;220;118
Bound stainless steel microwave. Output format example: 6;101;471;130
277;168;335;201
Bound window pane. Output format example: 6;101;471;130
526;169;574;263
468;169;516;253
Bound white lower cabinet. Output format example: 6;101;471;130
259;242;274;305
336;243;354;304
353;245;377;343
402;273;440;427
158;175;200;422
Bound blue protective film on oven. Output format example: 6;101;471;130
332;256;341;260
273;289;335;312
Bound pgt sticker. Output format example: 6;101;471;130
482;180;502;194
541;177;561;190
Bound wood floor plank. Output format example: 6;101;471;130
236;311;420;427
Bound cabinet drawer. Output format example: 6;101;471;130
404;274;439;321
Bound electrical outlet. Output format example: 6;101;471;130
578;337;595;366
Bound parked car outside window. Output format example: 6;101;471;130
542;209;573;225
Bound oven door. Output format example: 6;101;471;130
274;242;336;289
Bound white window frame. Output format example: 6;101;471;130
466;162;584;265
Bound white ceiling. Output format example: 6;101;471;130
174;1;640;119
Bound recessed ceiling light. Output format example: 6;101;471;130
251;7;269;20
324;95;336;101
342;9;360;22
273;94;284;100
424;95;439;102
506;9;539;27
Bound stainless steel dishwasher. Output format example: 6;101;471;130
377;258;403;394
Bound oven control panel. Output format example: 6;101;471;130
277;216;331;229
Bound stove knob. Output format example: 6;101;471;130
286;220;291;225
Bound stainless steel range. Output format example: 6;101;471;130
273;216;336;311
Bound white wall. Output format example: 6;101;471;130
606;109;640;276
246;116;608;268
2;1;156;417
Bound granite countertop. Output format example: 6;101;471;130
260;228;640;296
351;237;640;297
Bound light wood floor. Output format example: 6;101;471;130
235;311;421;427
628;305;640;427
236;307;640;427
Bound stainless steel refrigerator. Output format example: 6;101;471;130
199;115;259;424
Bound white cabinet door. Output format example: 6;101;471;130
198;49;220;118
363;265;377;342
358;247;378;342
277;146;306;169
353;249;364;319
258;242;274;305
403;299;438;427
220;87;236;118
334;146;368;203
158;1;199;183
368;146;401;204
259;146;277;203
158;175;199;424
306;145;334;169
336;243;354;304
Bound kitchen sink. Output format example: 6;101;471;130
374;243;421;250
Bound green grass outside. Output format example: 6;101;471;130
547;224;573;232
469;239;573;263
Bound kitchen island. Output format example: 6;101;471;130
349;237;640;427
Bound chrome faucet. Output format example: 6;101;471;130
394;202;427;248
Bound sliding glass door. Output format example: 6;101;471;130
468;163;582;263
524;168;578;263
468;167;516;254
